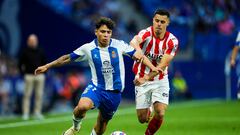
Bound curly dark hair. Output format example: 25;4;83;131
95;17;116;30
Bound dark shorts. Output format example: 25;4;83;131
81;83;121;120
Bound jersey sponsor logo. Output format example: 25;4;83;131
101;60;115;74
145;52;163;61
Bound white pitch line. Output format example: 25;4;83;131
0;107;134;129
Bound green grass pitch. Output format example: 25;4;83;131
0;100;239;135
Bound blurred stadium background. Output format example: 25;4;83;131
0;0;240;134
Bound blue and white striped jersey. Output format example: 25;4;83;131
70;38;136;92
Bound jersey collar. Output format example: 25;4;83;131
94;38;112;48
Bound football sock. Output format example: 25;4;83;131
145;117;163;135
90;128;97;135
72;115;82;130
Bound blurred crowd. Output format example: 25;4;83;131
39;0;240;61
40;0;140;42
139;0;239;32
139;0;239;61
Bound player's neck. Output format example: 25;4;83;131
154;31;165;40
98;41;109;48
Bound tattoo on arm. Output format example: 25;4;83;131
46;54;71;68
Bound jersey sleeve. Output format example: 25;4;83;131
165;37;179;56
236;31;240;46
137;27;151;42
119;40;136;57
70;44;87;62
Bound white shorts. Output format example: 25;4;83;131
135;76;170;109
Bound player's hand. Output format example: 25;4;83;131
34;65;48;75
157;67;165;74
134;77;146;86
133;51;144;63
151;67;159;73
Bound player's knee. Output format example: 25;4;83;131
138;115;148;123
138;118;147;124
155;110;165;119
76;103;91;112
137;110;149;123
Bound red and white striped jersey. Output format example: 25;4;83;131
132;26;179;81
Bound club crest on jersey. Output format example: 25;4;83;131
111;51;116;58
162;93;169;97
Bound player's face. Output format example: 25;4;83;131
95;25;112;47
152;14;169;36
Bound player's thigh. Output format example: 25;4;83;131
77;97;94;111
80;84;99;110
152;81;170;105
99;91;121;120
153;102;168;116
135;86;152;109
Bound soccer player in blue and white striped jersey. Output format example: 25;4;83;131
35;17;158;135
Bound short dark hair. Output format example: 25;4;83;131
154;9;170;18
95;17;115;30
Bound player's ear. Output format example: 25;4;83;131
167;18;170;26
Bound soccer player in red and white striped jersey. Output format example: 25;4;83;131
130;9;179;135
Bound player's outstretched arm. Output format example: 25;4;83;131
35;54;71;75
